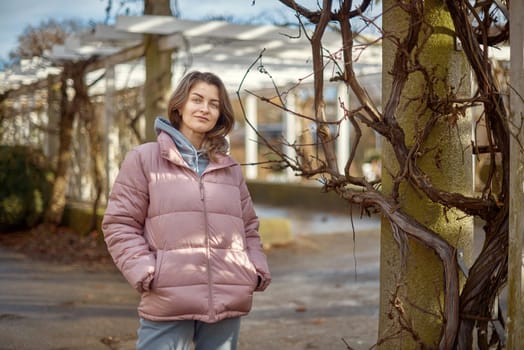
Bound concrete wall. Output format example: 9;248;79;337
246;181;350;214
63;181;352;247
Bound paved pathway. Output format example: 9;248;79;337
0;224;381;350
0;248;139;349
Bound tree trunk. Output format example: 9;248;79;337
144;0;172;141
82;80;104;233
45;74;61;165
44;64;76;224
44;60;92;225
378;1;473;348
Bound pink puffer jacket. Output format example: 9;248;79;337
102;132;271;323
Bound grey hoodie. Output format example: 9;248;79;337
154;117;209;176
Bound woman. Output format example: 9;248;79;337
102;71;271;350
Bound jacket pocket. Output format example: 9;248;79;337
151;249;165;289
245;255;259;289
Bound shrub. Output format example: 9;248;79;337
0;145;53;232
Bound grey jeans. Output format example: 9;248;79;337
136;317;241;350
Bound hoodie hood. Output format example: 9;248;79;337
154;117;209;176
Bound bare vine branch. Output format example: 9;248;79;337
243;1;512;348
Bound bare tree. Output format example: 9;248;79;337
44;57;98;225
244;0;511;348
9;19;85;61
4;20;101;227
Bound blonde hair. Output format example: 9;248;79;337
167;71;235;161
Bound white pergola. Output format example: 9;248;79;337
0;17;381;91
49;15;382;90
1;16;382;182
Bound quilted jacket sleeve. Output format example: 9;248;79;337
102;148;155;293
239;175;271;291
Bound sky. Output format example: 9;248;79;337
0;0;321;64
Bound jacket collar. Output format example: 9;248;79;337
157;132;236;173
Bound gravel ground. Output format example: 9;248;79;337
0;227;380;350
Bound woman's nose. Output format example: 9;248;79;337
200;103;210;113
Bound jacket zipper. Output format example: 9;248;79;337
199;176;215;321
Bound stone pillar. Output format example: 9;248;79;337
336;83;350;174
46;74;61;166
104;64;119;200
245;94;258;180
285;92;298;180
379;1;473;348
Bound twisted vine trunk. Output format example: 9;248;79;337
44;61;92;225
256;1;511;348
444;2;510;348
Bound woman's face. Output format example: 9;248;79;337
179;81;220;143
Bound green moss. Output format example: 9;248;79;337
247;181;349;214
